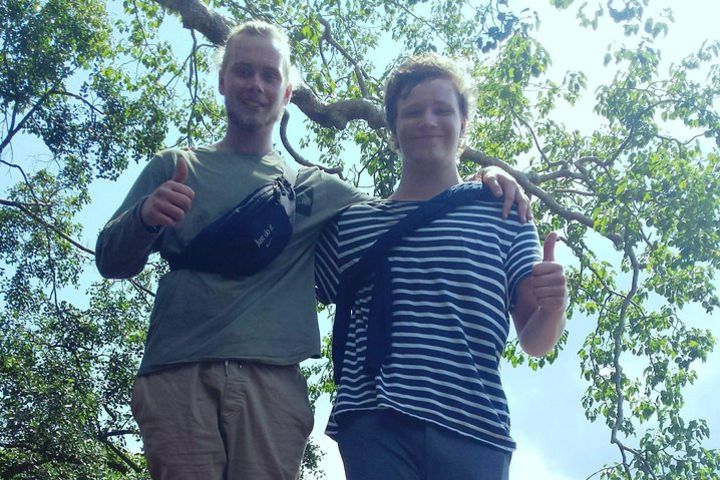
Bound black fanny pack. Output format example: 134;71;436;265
166;169;298;278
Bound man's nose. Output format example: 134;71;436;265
419;110;438;126
248;73;264;91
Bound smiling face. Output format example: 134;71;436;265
393;77;467;170
219;32;292;133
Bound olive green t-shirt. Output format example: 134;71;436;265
96;146;367;375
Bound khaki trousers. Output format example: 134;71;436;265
132;361;315;480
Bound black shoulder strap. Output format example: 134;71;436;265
332;183;494;383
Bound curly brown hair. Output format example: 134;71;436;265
384;53;475;141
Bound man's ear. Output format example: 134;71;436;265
283;84;293;105
460;117;467;137
219;71;226;96
390;132;401;153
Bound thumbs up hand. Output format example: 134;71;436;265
140;157;196;228
531;232;568;313
171;156;188;183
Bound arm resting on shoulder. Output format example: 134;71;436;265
466;166;532;222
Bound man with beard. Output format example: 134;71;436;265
96;20;531;480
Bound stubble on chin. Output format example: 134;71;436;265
226;104;285;133
227;110;263;132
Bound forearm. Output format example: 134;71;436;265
95;154;173;278
95;200;161;279
517;307;566;357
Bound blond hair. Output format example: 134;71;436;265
216;20;295;88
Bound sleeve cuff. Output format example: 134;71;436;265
135;197;162;234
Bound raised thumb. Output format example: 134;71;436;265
543;232;558;262
172;158;188;184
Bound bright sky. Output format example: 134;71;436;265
6;1;718;478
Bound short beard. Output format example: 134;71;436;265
228;110;263;132
227;108;283;133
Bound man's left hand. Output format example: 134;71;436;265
531;232;568;313
467;166;532;222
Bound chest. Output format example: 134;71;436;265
337;206;510;276
178;160;285;241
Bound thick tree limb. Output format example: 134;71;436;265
279;110;344;176
98;436;143;474
290;89;386;129
152;0;233;44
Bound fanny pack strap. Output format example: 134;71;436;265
331;183;493;384
284;166;299;217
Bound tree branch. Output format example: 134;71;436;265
99;429;137;438
514;111;551;165
3;201;157;298
461;147;624;246
50;89;105;116
535;167;587;183
186;29;200;147
1;199;95;255
290;88;386;130
153;0;234;44
1;79;65;157
610;239;641;479
97;436;143;474
279;110;344;176
318;16;369;97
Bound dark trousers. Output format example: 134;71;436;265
336;409;511;480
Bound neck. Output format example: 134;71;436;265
391;163;462;201
215;121;274;155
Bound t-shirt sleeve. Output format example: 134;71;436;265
317;169;371;213
315;216;341;305
505;221;541;308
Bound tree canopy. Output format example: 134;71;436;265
1;0;719;478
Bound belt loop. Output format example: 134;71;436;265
224;360;229;376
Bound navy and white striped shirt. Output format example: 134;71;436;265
315;191;540;452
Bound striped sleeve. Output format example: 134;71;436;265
315;217;341;305
505;221;541;308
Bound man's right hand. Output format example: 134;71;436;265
140;158;195;227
